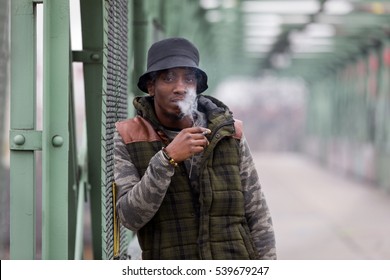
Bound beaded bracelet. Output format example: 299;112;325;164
161;147;178;167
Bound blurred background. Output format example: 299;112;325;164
1;0;390;260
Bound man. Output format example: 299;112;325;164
114;37;276;260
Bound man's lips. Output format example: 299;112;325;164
171;98;185;103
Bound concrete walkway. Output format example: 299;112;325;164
254;152;390;260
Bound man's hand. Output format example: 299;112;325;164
164;127;211;162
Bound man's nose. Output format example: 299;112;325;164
173;78;187;93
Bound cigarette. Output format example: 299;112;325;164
202;129;211;135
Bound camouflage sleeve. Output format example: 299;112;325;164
114;131;175;231
240;134;277;260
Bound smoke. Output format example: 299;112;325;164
177;88;197;120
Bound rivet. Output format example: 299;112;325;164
52;135;64;147
90;53;100;61
13;134;25;145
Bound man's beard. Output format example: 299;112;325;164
165;107;186;121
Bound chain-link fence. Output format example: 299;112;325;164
102;0;129;260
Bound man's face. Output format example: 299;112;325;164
147;67;197;121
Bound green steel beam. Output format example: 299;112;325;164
79;0;104;260
68;54;78;260
9;130;42;151
72;50;103;64
133;0;150;97
9;0;37;259
375;39;390;190
0;0;9;261
41;0;71;259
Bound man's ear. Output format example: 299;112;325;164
147;81;155;96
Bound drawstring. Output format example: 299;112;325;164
189;156;194;178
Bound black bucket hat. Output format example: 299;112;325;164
137;37;208;94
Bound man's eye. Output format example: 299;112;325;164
186;76;196;83
164;74;175;82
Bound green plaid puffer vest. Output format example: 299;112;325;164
117;96;259;259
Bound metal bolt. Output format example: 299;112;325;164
13;134;25;145
52;135;64;147
90;53;100;61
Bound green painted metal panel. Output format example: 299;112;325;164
9;0;37;260
41;0;71;259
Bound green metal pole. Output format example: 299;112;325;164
133;0;150;97
9;0;37;260
376;39;390;191
41;0;71;259
79;0;104;260
74;177;85;259
0;0;10;260
68;57;78;259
